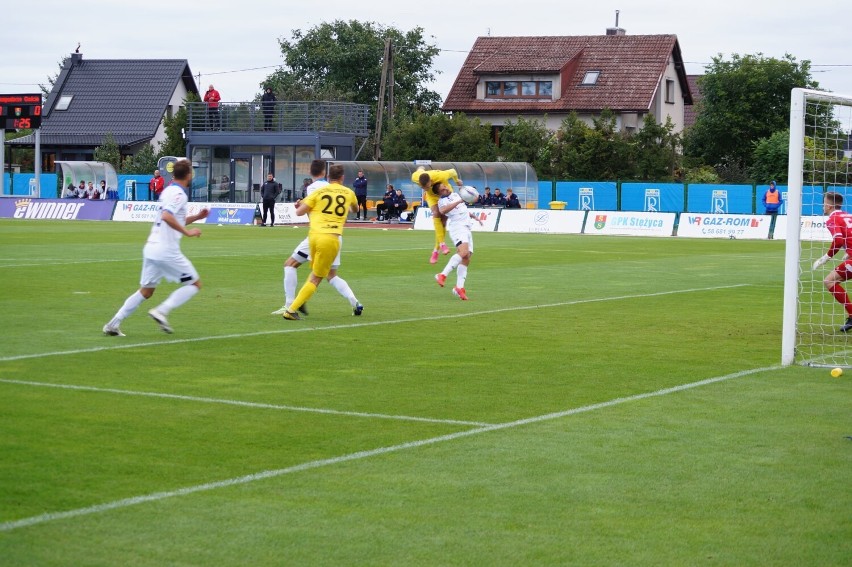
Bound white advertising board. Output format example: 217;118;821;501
413;206;499;231
496;209;585;233
773;215;832;242
584;211;675;237
676;213;771;239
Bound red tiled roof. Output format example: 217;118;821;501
443;35;691;114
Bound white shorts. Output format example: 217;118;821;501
448;225;473;253
289;236;342;267
140;253;199;287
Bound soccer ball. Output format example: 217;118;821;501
458;185;479;204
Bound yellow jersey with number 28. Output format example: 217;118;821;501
303;182;357;235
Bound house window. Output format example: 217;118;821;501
665;79;675;103
483;80;554;99
581;71;600;86
55;95;73;111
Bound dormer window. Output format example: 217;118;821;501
581;71;600;86
55;95;73;110
484;80;553;99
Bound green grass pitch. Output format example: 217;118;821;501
0;219;849;565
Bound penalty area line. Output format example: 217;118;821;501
0;363;778;533
0;284;749;363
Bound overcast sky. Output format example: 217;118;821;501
2;0;850;107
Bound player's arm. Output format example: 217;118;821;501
814;234;844;269
438;197;462;215
187;209;209;225
295;200;311;216
162;210;201;237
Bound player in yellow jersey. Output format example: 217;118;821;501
412;167;463;264
283;164;359;320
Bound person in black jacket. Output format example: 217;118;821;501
376;184;395;221
492;188;507;207
505;188;521;209
260;173;282;226
352;169;368;220
261;87;276;131
389;188;408;220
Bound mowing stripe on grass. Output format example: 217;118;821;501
0;378;491;427
0;284;748;363
0;364;778;533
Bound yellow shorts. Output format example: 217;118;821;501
309;233;341;278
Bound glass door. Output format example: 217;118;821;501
231;154;271;203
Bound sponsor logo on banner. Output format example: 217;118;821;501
587;211;675;237
712;190;728;213
496;209;585;233
0;198;114;221
644;189;660;212
579;188;594;211
594;214;607;229
678;214;769;239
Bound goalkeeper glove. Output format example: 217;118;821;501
813;254;831;270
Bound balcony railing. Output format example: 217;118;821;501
186;101;370;136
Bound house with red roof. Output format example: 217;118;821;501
442;28;693;139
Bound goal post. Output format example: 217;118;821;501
782;88;852;366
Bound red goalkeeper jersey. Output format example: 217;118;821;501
826;209;852;257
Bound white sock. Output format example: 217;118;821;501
284;266;298;305
156;285;198;315
109;290;146;326
442;254;462;276
457;264;468;289
329;275;358;307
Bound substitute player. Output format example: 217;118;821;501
433;181;482;300
411;167;463;264
813;191;852;332
271;159;363;317
103;159;208;336
282;164;358;320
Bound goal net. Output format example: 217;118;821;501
782;88;852;366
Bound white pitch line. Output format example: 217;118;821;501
0;284;748;363
0;364;778;533
0;379;491;427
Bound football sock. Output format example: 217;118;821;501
157;285;199;315
828;283;852;315
433;218;446;249
290;280;318;313
112;290;146;323
329;275;358;307
284;266;298;305
443;253;462;276
457;264;468;289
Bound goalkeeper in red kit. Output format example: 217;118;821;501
813;191;852;332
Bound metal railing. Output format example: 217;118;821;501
186;101;370;136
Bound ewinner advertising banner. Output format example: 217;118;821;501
497;209;585;234
585;211;675;237
676;213;771;239
0;198;115;221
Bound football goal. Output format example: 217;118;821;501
782;88;852;366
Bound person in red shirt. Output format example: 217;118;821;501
813;191;852;331
203;84;221;130
149;169;165;200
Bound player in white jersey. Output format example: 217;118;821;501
433;182;482;300
270;159;363;317
102;159;209;336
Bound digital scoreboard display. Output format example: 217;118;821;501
0;93;43;130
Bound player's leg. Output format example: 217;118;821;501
452;230;472;300
104;258;160;336
146;255;201;333
824;263;852;331
272;239;308;315
286;235;337;319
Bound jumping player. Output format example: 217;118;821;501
411;167;463;264
433;181;482;300
813;191;852;332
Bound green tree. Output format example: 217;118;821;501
683;53;818;172
122;143;159;174
750;129;790;183
93;133;122;171
634;115;681;181
160;92;199;159
381;111;496;162
550;113;592;180
264;19;441;151
498;117;554;177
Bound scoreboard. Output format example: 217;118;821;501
1;93;43;130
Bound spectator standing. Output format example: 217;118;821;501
492;188;507;207
149;169;165;201
261;87;276;131
505;189;521;209
102;159;209;337
203;84;221;130
763;180;783;239
352;169;368;220
260;173;282;226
